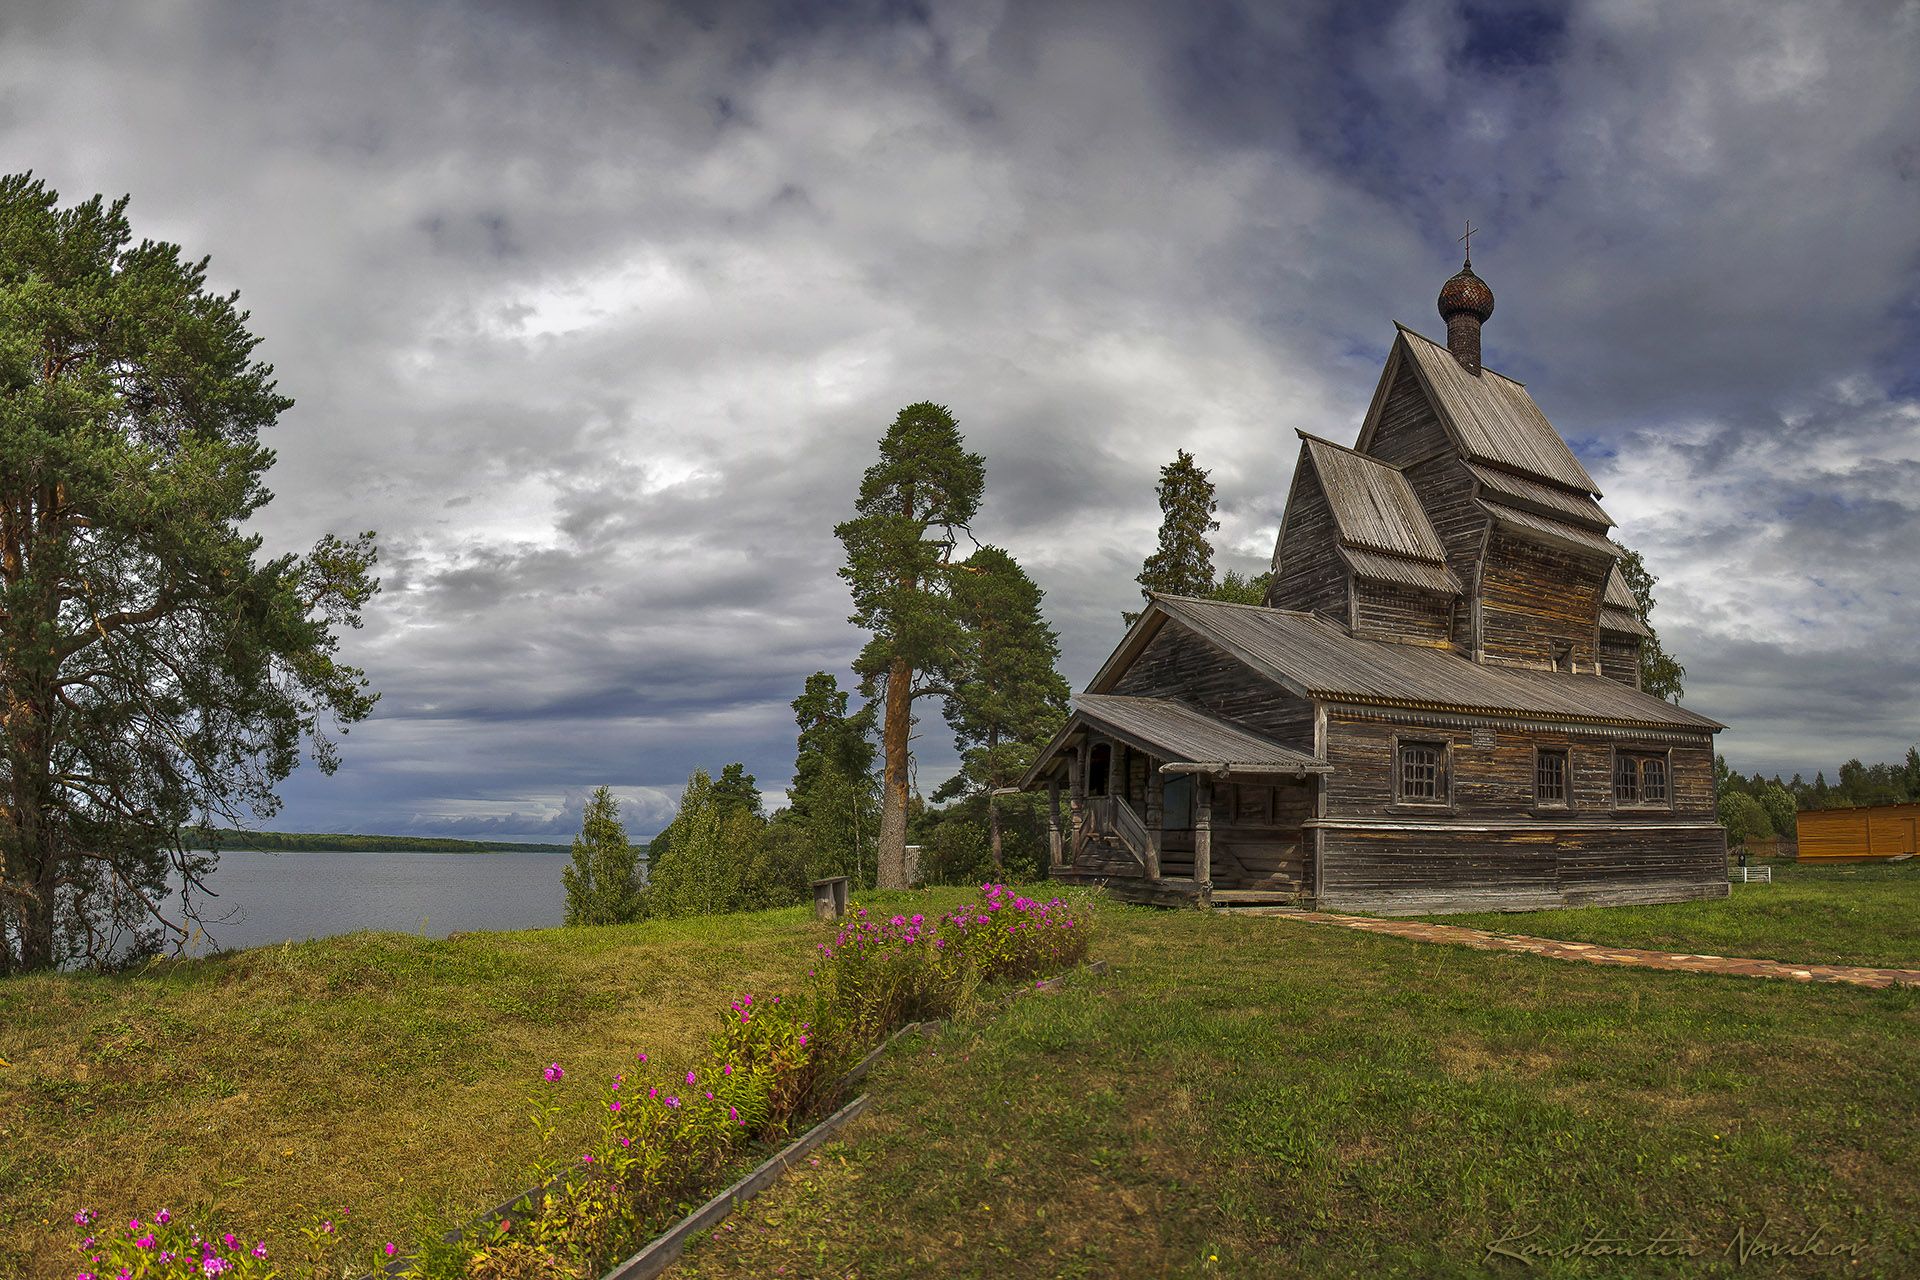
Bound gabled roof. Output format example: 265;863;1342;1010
1091;595;1721;732
1600;565;1653;636
1390;326;1602;496
1296;433;1460;594
1301;434;1447;560
1018;693;1328;788
1603;563;1638;609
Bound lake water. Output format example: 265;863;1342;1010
168;850;570;954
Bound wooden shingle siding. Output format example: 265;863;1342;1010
1479;530;1609;667
1322;711;1716;821
1359;361;1488;649
1110;620;1317;750
1353;579;1453;647
1267;460;1351;618
1317;824;1728;914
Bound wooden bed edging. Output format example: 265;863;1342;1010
598;1091;874;1280
597;963;1107;1278
363;960;1105;1279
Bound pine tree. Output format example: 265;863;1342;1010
1129;450;1219;624
561;787;642;926
785;672;878;887
937;547;1071;868
1615;546;1686;702
835;403;984;889
0;174;378;971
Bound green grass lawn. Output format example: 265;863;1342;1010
0;890;972;1280
7;884;1919;1279
670;903;1920;1279
1430;861;1920;969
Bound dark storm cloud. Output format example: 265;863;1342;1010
3;0;1915;834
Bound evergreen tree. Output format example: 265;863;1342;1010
561;787;642;926
646;768;762;917
1129;450;1219;623
710;763;764;820
0;174;378;972
835;402;984;889
1615;546;1686;702
936;547;1071;868
785;672;877;887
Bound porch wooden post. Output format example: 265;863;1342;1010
1194;773;1214;893
1068;745;1086;859
1047;778;1064;871
1144;769;1164;881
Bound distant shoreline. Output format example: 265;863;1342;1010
189;830;572;854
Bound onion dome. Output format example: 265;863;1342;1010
1437;260;1495;324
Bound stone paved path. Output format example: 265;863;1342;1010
1241;909;1920;990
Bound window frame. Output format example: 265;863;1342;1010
1393;735;1451;808
1534;746;1572;810
1612;746;1673;811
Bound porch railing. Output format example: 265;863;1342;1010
1085;795;1159;878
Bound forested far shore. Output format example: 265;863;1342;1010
188;830;579;854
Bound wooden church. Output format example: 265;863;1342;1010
1021;254;1729;913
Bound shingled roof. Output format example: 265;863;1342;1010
1392;325;1602;496
1017;693;1329;789
1298;433;1463;595
1600;564;1653;637
1093;595;1720;731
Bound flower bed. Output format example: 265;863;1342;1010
65;885;1092;1280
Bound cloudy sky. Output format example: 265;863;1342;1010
5;0;1916;838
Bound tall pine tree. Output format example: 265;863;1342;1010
0;174;378;971
1615;546;1686;701
937;547;1070;868
835;403;984;889
1129;450;1219;624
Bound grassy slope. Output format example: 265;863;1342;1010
8;882;1919;1278
1434;862;1920;969
0;893;965;1280
672;906;1920;1280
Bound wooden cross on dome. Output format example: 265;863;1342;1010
1460;220;1477;267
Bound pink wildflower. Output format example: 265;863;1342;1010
250;1244;267;1260
385;1242;398;1257
686;1069;697;1085
543;1063;565;1082
155;1210;171;1225
666;1095;681;1108
74;1210;94;1226
135;1234;155;1249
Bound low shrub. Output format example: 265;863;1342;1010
65;885;1093;1280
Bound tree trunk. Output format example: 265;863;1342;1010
876;656;913;889
987;793;1004;870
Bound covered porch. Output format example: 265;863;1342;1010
1018;694;1331;908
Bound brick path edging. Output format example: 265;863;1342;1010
1243;910;1920;990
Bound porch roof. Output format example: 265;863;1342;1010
1020;693;1330;790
